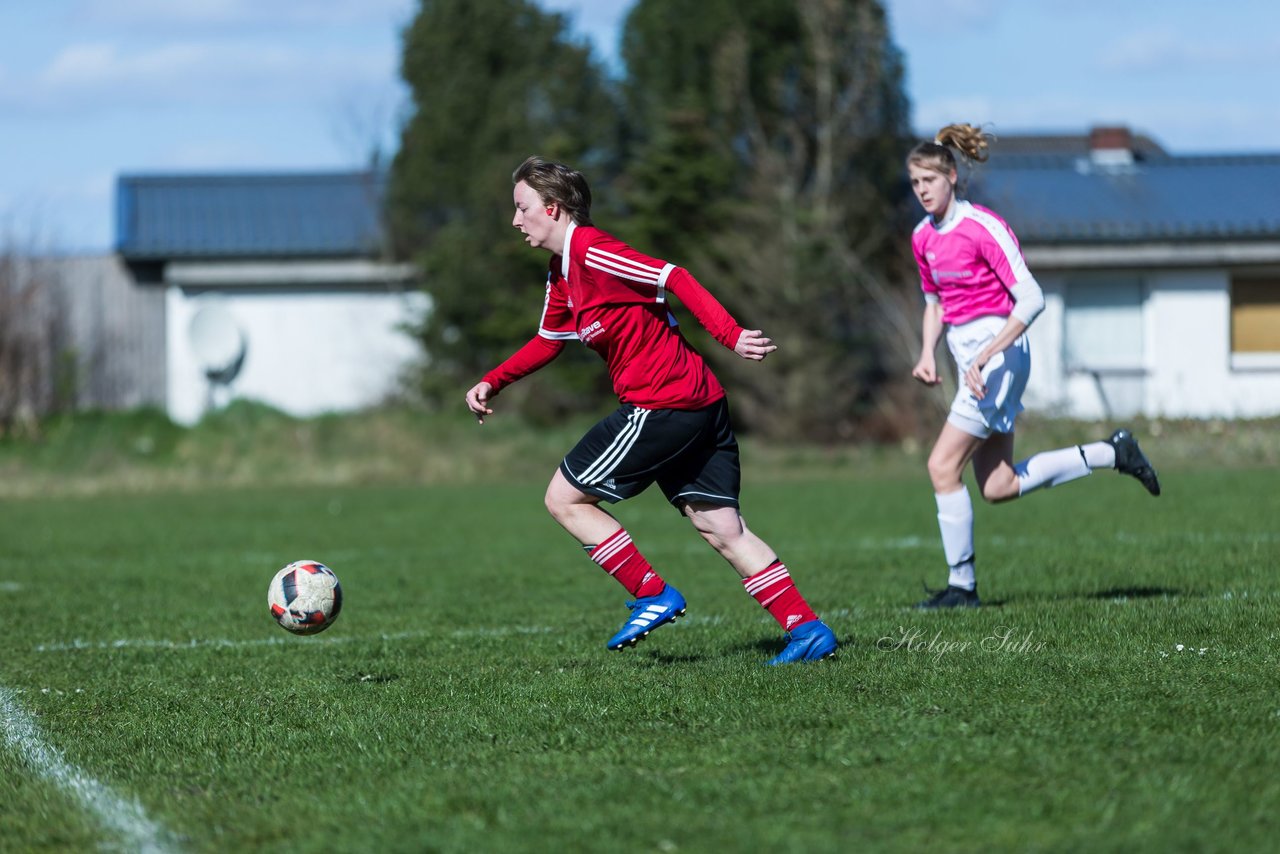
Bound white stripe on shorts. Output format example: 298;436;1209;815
575;408;650;485
675;489;737;504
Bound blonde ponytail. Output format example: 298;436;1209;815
906;124;996;197
934;123;993;164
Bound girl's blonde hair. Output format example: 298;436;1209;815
906;123;994;185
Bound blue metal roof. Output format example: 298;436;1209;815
968;154;1280;243
116;171;386;259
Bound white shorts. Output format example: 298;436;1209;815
945;315;1030;438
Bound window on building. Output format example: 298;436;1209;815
1231;277;1280;353
1063;276;1145;419
1063;276;1144;371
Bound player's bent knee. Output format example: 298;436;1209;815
927;460;964;493
543;480;562;514
544;474;589;521
684;502;743;551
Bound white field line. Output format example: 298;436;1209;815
29;616;785;655
33;625;554;653
0;684;177;853
26;576;1271;657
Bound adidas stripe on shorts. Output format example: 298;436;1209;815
560;398;741;510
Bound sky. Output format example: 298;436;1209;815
1;0;1276;253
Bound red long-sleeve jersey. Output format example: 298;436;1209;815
482;222;743;410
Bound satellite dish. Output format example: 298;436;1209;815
188;300;246;412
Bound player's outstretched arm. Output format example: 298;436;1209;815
469;336;567;424
465;381;494;424
734;329;777;362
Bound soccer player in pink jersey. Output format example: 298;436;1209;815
464;156;837;663
908;124;1161;609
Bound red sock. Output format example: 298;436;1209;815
588;528;666;598
743;560;818;632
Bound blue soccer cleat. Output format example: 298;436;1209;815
606;584;686;650
767;619;838;665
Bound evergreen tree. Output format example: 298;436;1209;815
388;0;620;416
619;0;922;441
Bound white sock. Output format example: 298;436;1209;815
1080;440;1116;469
1016;446;1092;495
935;488;976;590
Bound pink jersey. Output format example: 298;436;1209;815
912;201;1031;326
483;222;743;410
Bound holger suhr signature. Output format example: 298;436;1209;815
877;625;1046;662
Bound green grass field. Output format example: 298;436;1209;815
1;415;1277;852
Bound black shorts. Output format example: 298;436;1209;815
560;398;741;510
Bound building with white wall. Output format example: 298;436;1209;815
103;134;1280;427
116;171;428;425
970;128;1280;420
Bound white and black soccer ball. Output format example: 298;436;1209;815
268;560;343;635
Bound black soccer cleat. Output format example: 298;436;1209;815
1108;429;1161;496
916;584;981;610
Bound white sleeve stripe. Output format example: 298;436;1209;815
586;246;665;277
585;256;662;286
538;276;575;340
656;263;675;303
585;257;662;284
537;282;552;328
968;208;1031;282
585;247;663;283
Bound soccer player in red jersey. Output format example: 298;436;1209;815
464;156;837;664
